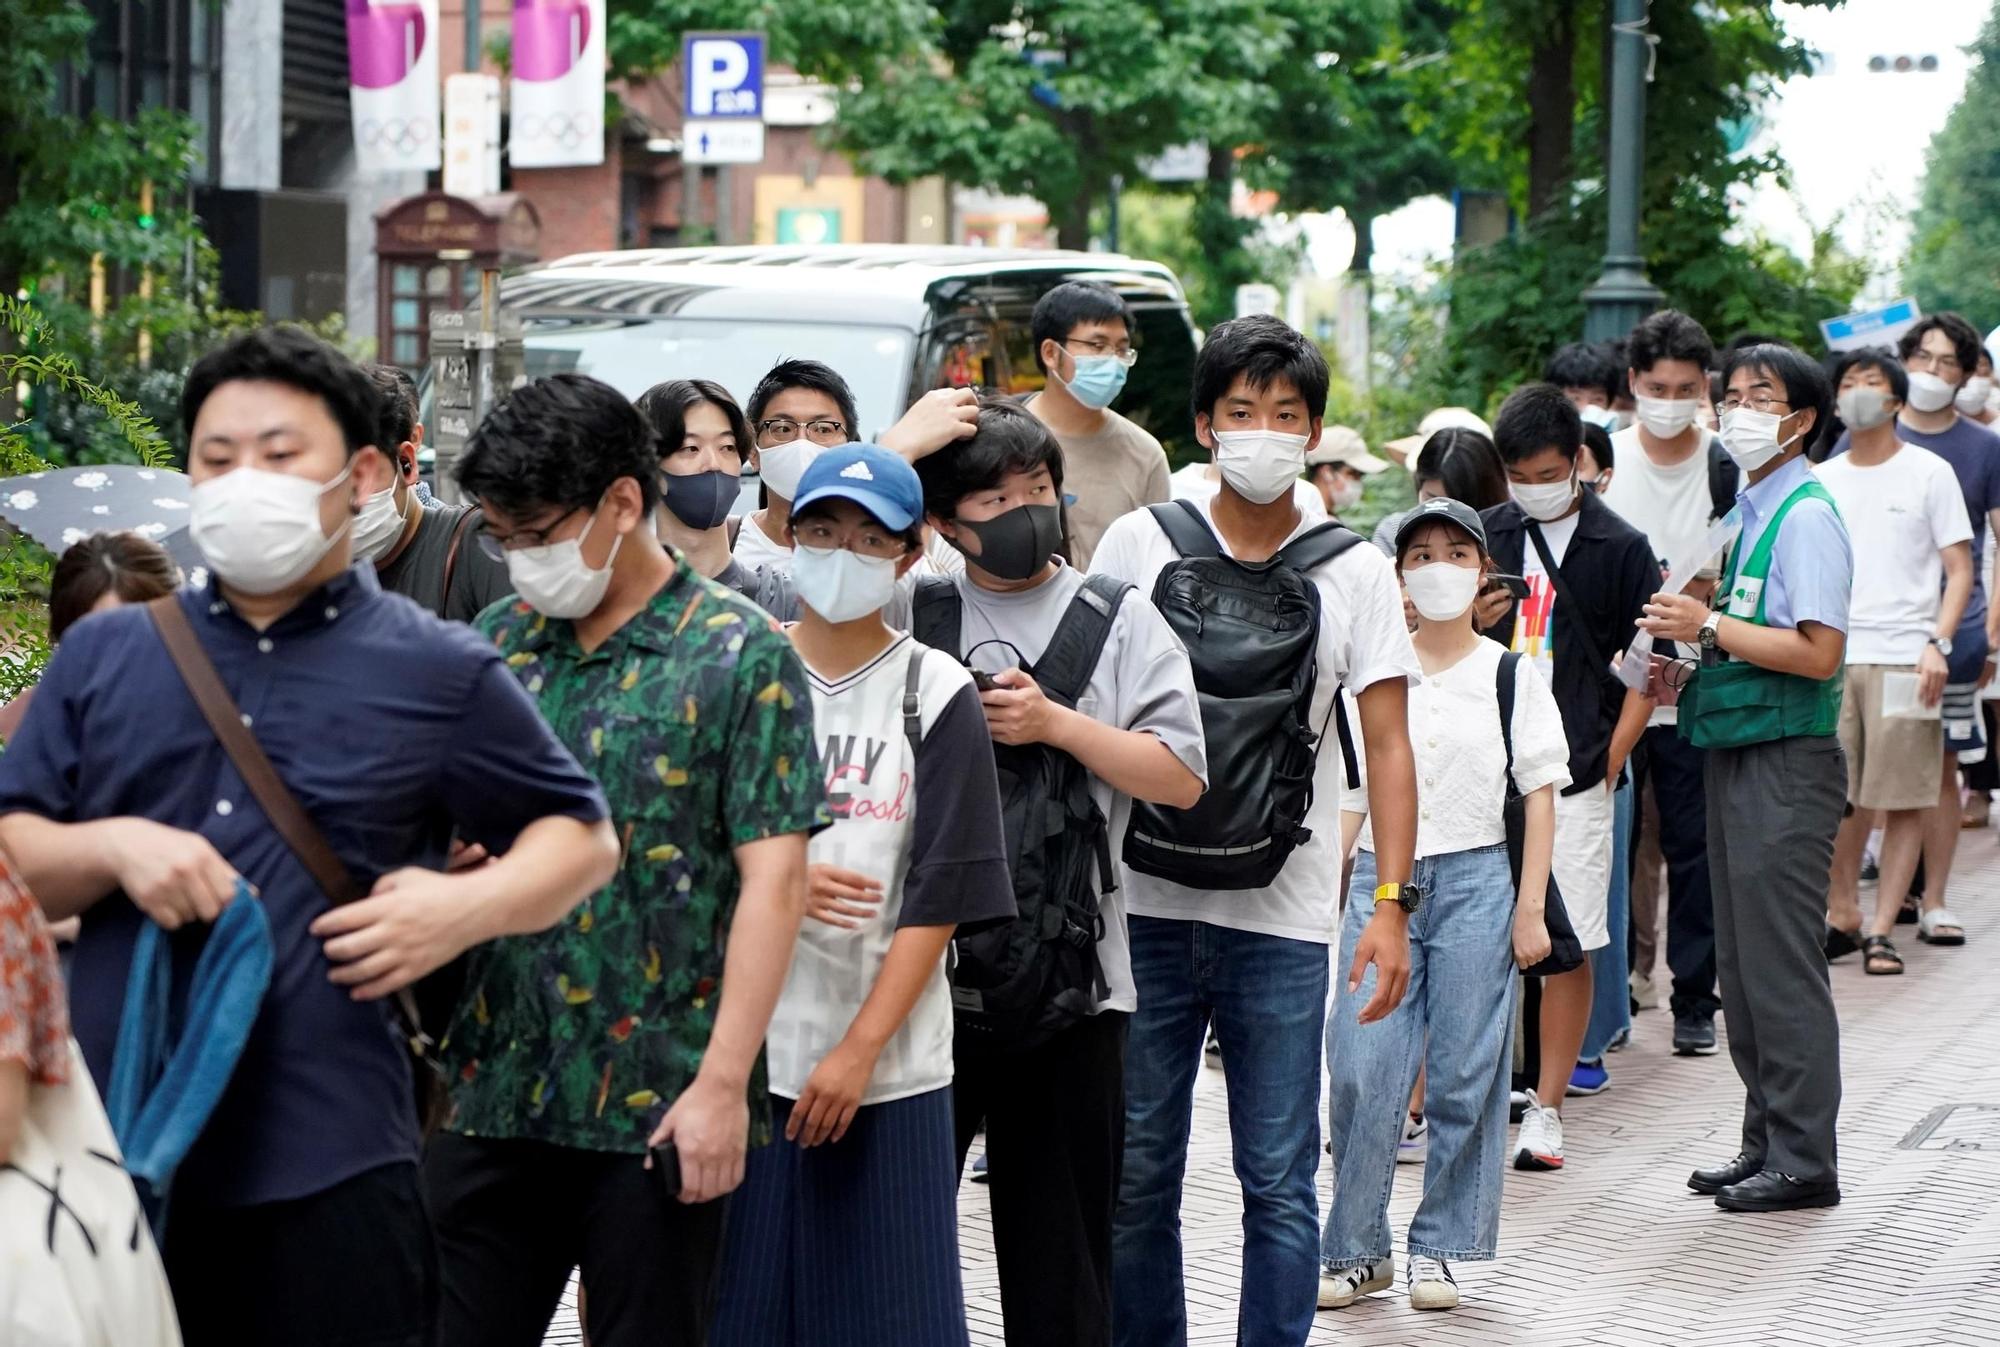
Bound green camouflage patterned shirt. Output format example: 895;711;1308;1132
442;561;829;1153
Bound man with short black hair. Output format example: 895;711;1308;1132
1544;341;1622;414
435;373;830;1346
1026;280;1171;568
1092;314;1420;1347
1482;383;1657;1159
0;328;621;1346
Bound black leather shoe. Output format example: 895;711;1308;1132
1688;1153;1763;1195
1673;1012;1718;1056
1715;1170;1841;1212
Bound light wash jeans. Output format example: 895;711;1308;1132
1582;778;1635;1061
1323;846;1517;1267
1115;915;1328;1347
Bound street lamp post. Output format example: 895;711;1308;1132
1582;0;1663;342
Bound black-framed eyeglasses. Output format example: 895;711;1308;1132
475;506;585;561
756;417;848;447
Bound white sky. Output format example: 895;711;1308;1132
1300;0;1987;310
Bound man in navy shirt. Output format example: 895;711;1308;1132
0;328;620;1346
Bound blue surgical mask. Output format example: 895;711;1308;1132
1059;355;1129;410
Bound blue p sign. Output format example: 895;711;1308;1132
685;33;764;119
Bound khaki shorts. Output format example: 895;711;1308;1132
1839;664;1944;811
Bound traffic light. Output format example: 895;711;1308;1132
1867;54;1941;73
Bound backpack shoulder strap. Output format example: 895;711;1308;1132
1147;500;1225;559
1033;573;1133;707
903;642;927;761
727;514;744;550
1273;521;1365;574
439;506;483;618
910;573;963;655
1496;650;1520;783
1707;439;1739;522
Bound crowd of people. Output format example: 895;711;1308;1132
0;277;1991;1347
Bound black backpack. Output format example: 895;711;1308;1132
912;572;1131;1052
1125;500;1363;891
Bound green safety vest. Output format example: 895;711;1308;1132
1678;477;1844;751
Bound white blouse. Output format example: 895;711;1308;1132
1351;637;1572;859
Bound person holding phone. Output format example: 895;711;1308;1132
1478;384;1658;1158
1322;497;1569;1314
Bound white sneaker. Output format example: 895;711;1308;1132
1514;1089;1564;1171
1409;1256;1459;1310
1317;1257;1393;1309
1396;1113;1429;1164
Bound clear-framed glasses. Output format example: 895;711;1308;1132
475;506;585;562
1905;348;1964;376
1717;394;1792;415
1063;339;1139;367
756;417;848;447
791;513;909;561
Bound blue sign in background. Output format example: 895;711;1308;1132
1822;298;1919;344
683;33;765;120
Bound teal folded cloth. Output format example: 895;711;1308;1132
106;880;272;1241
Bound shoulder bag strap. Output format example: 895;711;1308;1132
902;643;927;761
439;506;484;619
726;514;744;550
1032;574;1132;707
1525;520;1612;674
147;598;361;906
1496;650;1520;790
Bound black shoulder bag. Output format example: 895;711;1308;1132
1496;651;1586;978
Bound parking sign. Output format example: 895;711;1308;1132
684;32;765;119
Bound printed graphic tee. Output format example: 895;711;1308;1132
1511;513;1580;693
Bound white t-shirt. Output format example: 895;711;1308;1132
1089;498;1422;944
1511;512;1580;693
1602;427;1716;726
935;561;1209;1012
764;638;1014;1105
1351;639;1571;858
1169;463;1328;521
1814;444;1974;666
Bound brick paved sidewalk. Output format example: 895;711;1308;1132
550;830;2000;1347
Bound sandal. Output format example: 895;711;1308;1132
1824;924;1864;961
1862;935;1905;975
1897;894;1921;926
1917;908;1967;947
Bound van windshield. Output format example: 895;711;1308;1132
523;319;916;439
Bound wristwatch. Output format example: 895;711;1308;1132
1698;611;1723;651
1374;882;1423;915
1930;635;1955;657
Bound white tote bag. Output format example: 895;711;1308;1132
1;1041;182;1347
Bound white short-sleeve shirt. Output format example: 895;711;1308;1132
1088;499;1422;944
1814;444;1974;666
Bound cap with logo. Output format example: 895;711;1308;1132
1392;495;1488;553
1305;424;1391;474
790;442;925;532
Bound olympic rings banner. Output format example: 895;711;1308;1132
347;0;442;175
510;0;606;168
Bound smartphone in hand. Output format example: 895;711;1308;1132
1486;573;1531;601
648;1142;683;1204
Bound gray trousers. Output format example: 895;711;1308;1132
1704;733;1845;1181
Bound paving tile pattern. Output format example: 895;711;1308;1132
548;833;2000;1346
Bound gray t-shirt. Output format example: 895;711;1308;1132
376;503;515;623
939;560;1208;1011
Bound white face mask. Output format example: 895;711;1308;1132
351;483;411;563
505;508;622;619
757;439;823;501
1330;476;1365;514
1634;395;1700;439
1717;406;1799;474
1906;370;1957;415
1402;562;1482;622
1956;376;1994;416
1837;386;1895;432
1510;475;1578;522
1578;404;1620;431
191;462;355;596
790;544;899;623
1212;429;1309;505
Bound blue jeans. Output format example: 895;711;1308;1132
1582;779;1634;1060
1114;915;1328;1347
1323;847;1517;1266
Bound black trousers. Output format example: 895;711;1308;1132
165;1161;437;1347
952;1011;1129;1347
1637;726;1721;1018
424;1133;727;1347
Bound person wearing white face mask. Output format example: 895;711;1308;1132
1818;350;1975;968
1956;346;1997;426
1477;384;1659;1156
443;373;829;1347
361;365;514;622
1303;426;1391;521
0;330;622;1346
1321;497;1567;1315
1641;341;1854;1214
712;441;1013;1347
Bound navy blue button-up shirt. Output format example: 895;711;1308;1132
0;566;608;1205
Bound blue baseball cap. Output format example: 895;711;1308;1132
790;442;924;532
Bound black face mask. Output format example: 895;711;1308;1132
948;503;1063;581
660;470;737;531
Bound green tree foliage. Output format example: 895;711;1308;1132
1906;3;2000;327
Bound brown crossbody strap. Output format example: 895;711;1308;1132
439;506;484;617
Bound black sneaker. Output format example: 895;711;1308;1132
1673;1012;1718;1056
